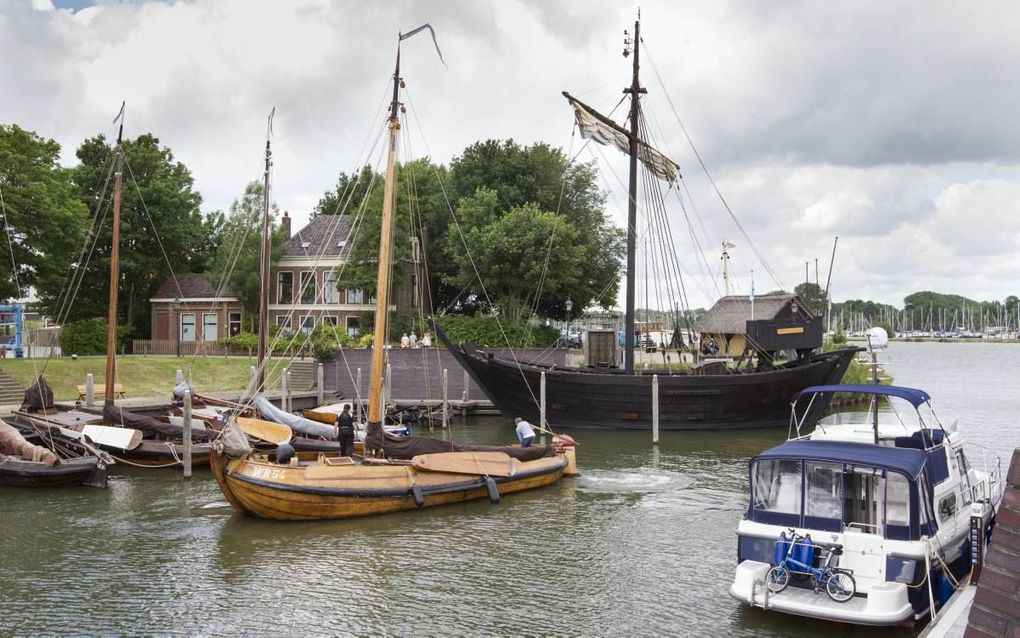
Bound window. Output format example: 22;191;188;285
805;461;842;520
346;288;364;304
956;451;973;506
346;316;360;337
180;313;196;342
202;313;218;341
300;271;316;304
322;315;338;327
323;271;339;304
277;272;293;304
276;315;291;332
752;459;802;515
298;315;315;335
229;312;242;336
886;472;910;527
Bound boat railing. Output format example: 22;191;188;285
844;521;881;535
968;443;1003;505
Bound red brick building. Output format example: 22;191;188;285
149;273;244;344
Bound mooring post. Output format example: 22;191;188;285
385;363;392;408
85;373;95;406
175;368;184;385
442;368;449;429
281;369;289;412
356;367;363;422
652;374;660;445
316;363;324;405
463;370;469;401
249;365;256;391
540;371;547;444
182;388;193;478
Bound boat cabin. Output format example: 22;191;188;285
743;438;944;548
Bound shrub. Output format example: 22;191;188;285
435;314;559;348
831;331;847;345
221;331;259;353
60;319;131;355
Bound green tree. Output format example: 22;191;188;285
69;133;215;337
0;124;88;305
794;282;827;316
444;139;624;319
205;181;286;330
445;189;585;323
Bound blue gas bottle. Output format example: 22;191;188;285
773;532;790;565
793;533;814;567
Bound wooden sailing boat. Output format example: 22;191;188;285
209;26;577;521
439;16;860;431
13;107;213;467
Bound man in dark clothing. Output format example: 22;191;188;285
336;405;355;456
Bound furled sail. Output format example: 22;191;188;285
563;91;680;183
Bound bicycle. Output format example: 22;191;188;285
766;528;857;602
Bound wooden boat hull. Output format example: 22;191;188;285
0;455;103;487
441;338;860;430
210;450;567;521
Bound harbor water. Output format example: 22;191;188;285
2;341;1018;636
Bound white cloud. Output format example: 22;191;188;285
2;0;1019;308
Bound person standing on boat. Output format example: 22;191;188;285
514;417;535;447
336;405;355;456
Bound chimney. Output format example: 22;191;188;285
282;210;291;240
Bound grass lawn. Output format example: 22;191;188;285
0;355;286;401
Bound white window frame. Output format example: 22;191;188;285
202;313;218;342
346;288;364;304
180;313;197;342
276;315;292;332
229;312;242;336
323;271;339;304
298;314;315;335
300;271;317;305
277;271;293;304
346;316;359;337
322;315;339;327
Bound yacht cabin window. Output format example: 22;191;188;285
752;460;802;516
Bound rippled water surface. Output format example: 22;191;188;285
2;341;1017;636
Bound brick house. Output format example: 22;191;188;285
149;273;244;344
269;212;424;338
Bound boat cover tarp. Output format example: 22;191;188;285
794;385;931;407
21;376;55;412
0;420;59;466
103;404;216;441
754;439;926;479
252;395;336;439
365;426;555;461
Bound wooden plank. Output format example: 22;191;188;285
411;451;517;477
236;417;292;445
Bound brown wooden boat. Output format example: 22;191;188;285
0;419;107;488
210;32;578;521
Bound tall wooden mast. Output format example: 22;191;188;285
366;45;402;433
256;109;274;393
104;105;125;405
623;18;645;375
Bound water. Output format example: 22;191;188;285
2;341;1017;636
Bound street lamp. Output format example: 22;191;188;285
565;298;573;348
173;297;182;357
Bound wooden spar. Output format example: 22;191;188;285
367;46;402;431
104;109;125;406
623;18;644;375
256;109;274;394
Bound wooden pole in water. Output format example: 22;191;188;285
281;369;289;413
540;371;547;431
316;363;324;406
652;374;660;444
442;368;448;429
182;389;192;478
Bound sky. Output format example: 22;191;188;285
3;0;1019;310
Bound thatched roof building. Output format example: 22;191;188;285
693;293;807;356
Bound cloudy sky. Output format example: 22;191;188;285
3;0;1019;310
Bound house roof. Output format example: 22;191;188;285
151;273;238;301
283;214;353;259
693;293;795;334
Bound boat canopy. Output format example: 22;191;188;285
755;439;927;479
794;384;932;407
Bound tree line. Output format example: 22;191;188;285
0;124;623;340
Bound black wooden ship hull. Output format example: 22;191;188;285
0;455;104;487
442;340;859;430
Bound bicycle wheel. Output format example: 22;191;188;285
825;569;856;602
766;565;790;593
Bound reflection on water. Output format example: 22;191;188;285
1;341;1017;635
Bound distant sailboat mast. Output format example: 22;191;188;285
104;103;125;406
